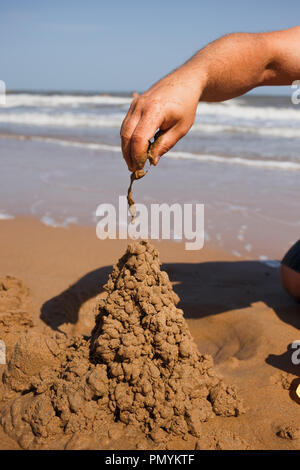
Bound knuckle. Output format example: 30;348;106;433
178;128;188;139
159;143;171;155
121;132;131;141
129;98;137;108
134;97;144;111
129;96;139;111
149;99;162;110
120;126;131;140
177;124;190;139
131;132;144;146
146;102;161;118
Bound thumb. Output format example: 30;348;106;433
148;126;187;165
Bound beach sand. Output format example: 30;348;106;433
0;217;300;450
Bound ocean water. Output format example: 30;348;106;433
0;91;299;260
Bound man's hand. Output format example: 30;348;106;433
121;26;300;172
120;71;203;171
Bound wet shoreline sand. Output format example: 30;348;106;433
0;135;299;262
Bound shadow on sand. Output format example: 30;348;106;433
41;259;300;375
40;265;112;331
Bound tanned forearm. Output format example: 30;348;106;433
174;27;300;102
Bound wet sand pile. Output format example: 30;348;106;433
90;241;245;431
0;241;245;449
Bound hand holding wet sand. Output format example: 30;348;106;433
121;26;300;172
126;131;165;223
121;75;200;171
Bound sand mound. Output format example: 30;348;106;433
0;241;245;449
90;241;244;432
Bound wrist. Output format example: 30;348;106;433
159;63;208;102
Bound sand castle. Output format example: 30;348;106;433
0;241;245;449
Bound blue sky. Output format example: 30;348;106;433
0;0;298;94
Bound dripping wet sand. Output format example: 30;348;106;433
0;217;300;450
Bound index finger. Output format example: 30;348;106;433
120;99;140;171
130;110;163;170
